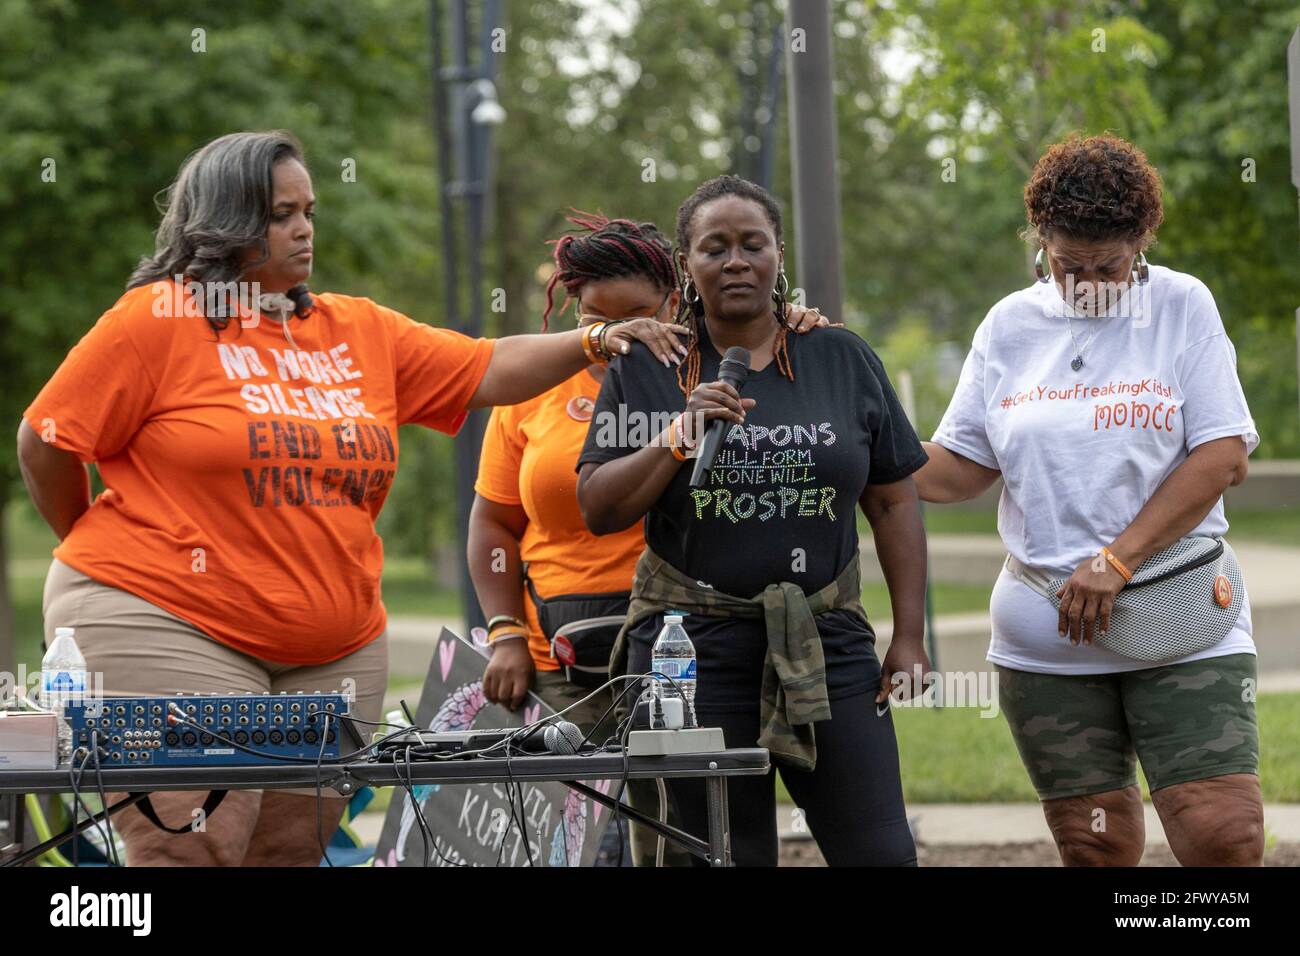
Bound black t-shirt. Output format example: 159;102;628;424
577;322;927;711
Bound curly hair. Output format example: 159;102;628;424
1023;133;1164;247
541;211;677;331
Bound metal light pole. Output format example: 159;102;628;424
784;0;844;320
430;0;504;635
1288;28;1300;425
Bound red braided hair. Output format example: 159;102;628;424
541;210;677;331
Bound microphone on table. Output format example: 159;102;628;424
513;719;585;755
689;346;751;488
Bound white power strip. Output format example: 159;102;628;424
627;727;726;757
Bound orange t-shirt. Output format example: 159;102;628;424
474;369;646;670
25;281;494;664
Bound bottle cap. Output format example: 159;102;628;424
664;614;684;625
54;627;75;640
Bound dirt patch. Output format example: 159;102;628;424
779;837;1300;867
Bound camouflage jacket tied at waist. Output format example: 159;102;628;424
609;544;868;771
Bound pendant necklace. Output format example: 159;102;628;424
1065;311;1102;372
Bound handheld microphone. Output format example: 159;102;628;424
689;346;751;488
514;719;585;755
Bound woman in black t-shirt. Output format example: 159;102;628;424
577;175;930;866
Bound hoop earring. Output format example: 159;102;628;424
775;269;790;297
1034;248;1051;284
683;278;700;305
1131;251;1150;286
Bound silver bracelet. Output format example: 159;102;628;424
488;632;528;650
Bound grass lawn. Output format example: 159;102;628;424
377;558;461;619
1217;507;1300;546
5;504;464;669
6;499;993;671
918;505;1300;544
774;690;1300;804
353;694;1300;815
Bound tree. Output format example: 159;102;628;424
1139;0;1300;456
0;0;441;670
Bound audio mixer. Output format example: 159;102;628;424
65;693;353;766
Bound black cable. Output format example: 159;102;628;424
66;753;80;868
394;741;464;868
316;712;333;868
71;749;106;865
89;731;121;867
402;745;430;867
495;736;535;867
613;705;637;868
397;743;465;867
509;747;535;867
578;671;686;750
577;675;653;750
69;747;108;866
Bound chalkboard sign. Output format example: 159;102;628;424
373;628;615;867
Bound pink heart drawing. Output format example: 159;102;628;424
523;703;540;725
439;640;456;682
592;778;613;823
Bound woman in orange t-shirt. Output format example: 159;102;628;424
17;131;685;867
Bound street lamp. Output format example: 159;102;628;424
469;79;506;126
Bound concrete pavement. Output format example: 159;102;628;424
351;801;1300;849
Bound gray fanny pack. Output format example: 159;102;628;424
1004;535;1244;662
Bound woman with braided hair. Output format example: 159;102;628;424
577;175;929;866
468;210;828;864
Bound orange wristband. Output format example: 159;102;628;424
1100;546;1133;582
667;415;691;462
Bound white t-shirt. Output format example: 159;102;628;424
932;265;1259;674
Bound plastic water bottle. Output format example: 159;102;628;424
41;627;87;763
651;614;697;728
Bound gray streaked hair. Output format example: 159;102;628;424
128;130;313;332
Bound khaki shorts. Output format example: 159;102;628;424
997;653;1260;801
43;558;388;795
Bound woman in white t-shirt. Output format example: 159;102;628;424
915;134;1263;867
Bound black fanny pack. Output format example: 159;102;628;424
523;564;629;689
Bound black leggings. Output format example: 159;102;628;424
666;690;917;866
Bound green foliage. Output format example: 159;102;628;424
881;688;1300;804
0;0;453;555
1137;0;1300;456
2;0;1296;581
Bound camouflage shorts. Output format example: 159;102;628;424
996;654;1260;801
